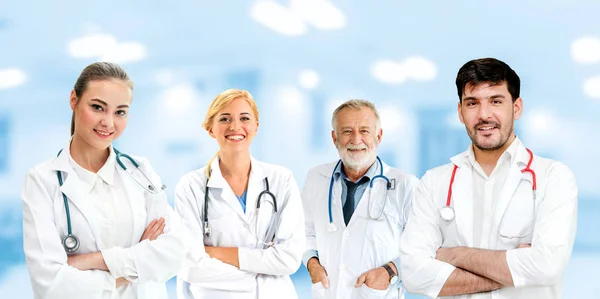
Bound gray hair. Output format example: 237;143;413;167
331;99;381;132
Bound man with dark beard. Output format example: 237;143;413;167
400;58;578;299
301;99;418;299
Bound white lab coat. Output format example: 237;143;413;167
400;140;578;299
21;142;186;299
174;157;305;299
303;160;418;299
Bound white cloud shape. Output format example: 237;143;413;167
583;76;600;98
0;68;27;89
571;37;600;64
290;0;346;30
251;0;307;36
371;57;437;84
68;33;147;64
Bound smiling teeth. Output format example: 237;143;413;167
479;127;494;130
95;130;110;136
227;135;244;140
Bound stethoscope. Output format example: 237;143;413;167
56;148;166;253
201;175;279;248
327;156;395;232
440;148;537;238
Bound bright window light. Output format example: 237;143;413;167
298;69;319;89
0;68;26;89
250;0;307;36
571;37;600;64
290;0;346;30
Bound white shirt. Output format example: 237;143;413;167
400;137;578;299
22;142;186;299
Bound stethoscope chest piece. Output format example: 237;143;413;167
439;206;455;222
327;222;338;232
63;234;80;253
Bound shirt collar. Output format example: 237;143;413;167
464;136;522;169
67;145;117;193
333;158;380;183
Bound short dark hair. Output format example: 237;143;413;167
455;58;520;102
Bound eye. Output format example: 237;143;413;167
361;129;369;134
241;116;251;121
91;104;104;111
466;101;477;107
219;117;231;122
116;110;127;117
492;99;503;104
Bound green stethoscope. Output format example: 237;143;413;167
56;148;165;253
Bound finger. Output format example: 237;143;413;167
518;243;531;248
355;273;366;288
147;218;164;236
321;274;330;288
140;219;157;240
151;223;166;240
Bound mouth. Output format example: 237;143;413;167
476;124;499;135
346;147;367;153
94;129;114;139
225;134;246;141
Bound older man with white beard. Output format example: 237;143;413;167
301;100;419;299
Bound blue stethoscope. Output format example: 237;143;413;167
327;156;394;232
56;148;166;253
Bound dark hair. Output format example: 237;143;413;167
70;62;134;135
455;58;520;102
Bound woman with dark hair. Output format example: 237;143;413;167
22;62;185;299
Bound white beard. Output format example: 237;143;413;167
337;142;378;171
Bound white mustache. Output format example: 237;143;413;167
346;144;367;151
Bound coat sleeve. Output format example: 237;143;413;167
100;158;186;284
22;168;117;299
173;175;258;291
301;169;319;266
399;171;456;298
506;162;578;287
237;170;306;275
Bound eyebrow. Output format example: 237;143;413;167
218;112;251;116
91;98;129;109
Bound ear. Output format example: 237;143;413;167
457;101;465;124
331;130;337;147
70;90;78;111
208;127;216;139
513;97;523;120
377;128;383;143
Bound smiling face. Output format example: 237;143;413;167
70;79;132;150
331;107;382;170
208;97;259;154
458;82;522;152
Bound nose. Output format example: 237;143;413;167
478;102;492;120
350;131;362;144
229;119;240;131
100;113;114;129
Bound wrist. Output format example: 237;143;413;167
307;257;321;272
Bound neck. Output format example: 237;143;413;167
343;159;376;182
69;135;110;173
473;134;516;174
219;150;251;179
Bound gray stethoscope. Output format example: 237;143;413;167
201;175;279;248
56;148;166;253
327;156;395;232
441;148;537;239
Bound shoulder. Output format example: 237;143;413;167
254;159;294;180
175;166;209;191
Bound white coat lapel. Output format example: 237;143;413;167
451;164;474;247
494;145;531;230
52;145;102;247
207;157;247;221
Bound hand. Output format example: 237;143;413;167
518;243;531;249
436;247;459;265
307;258;329;288
204;246;240;267
116;277;130;288
67;252;107;271
140;218;165;242
355;266;391;290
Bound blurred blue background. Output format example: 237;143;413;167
1;0;600;298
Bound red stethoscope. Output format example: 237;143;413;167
439;148;537;222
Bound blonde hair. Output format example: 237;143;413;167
203;88;260;178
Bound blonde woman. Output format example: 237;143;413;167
21;62;185;299
175;89;305;299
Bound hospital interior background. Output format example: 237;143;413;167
1;1;599;298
